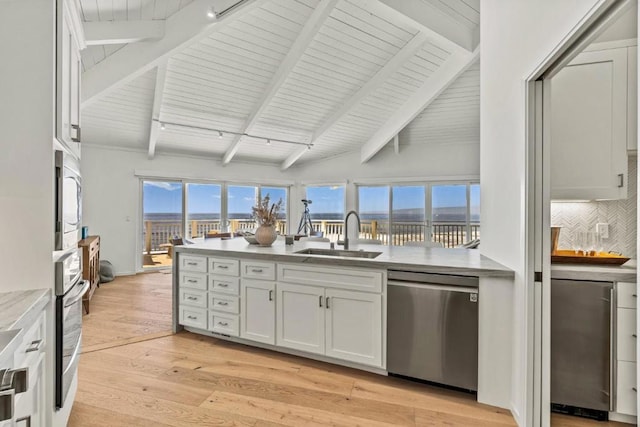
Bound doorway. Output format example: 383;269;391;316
527;1;639;426
141;180;183;269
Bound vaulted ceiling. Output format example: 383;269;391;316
79;0;480;169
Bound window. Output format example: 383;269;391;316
185;183;221;238
358;186;390;243
141;180;183;268
304;185;345;238
357;182;480;247
261;186;288;233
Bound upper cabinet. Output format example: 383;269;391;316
56;0;84;159
550;47;631;200
628;46;637;152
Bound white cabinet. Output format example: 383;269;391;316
616;361;637;416
276;282;384;368
550;47;628;200
325;289;382;367
614;281;638;418
627;46;637;151
56;0;84;158
276;283;325;354
241;280;275;345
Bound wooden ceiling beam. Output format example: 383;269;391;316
361;47;480;163
82;0;266;107
84;20;165;45
222;0;339;165
147;64;168;160
280;31;428;170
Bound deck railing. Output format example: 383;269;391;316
143;219;480;253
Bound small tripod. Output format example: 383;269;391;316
297;199;314;235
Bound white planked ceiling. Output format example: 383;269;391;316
80;0;480;165
78;0;194;71
399;60;479;145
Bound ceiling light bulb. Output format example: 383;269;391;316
218;131;223;139
307;145;311;150
206;6;216;19
267;139;271;145
160;123;166;130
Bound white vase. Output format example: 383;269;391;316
255;225;277;247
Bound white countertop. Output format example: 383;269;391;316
551;260;636;282
176;237;514;277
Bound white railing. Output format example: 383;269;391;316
143;219;480;253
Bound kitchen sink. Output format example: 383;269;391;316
295;248;382;259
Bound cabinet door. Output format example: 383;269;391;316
628;46;637;151
324;289;382;367
276;283;324;355
551;48;628;200
14;353;46;427
241;280;275;345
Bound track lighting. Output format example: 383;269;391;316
307;145;311;150
160;123;166;130
206;6;217;19
218;131;223;139
267;139;271;145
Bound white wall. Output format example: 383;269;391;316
481;0;601;425
0;0;55;292
82;141;479;275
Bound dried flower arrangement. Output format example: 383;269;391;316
251;194;283;227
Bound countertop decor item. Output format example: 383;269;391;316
551;249;630;265
551;226;561;254
252;194;282;247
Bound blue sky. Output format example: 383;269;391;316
144;181;479;216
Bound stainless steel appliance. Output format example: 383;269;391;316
387;271;479;391
55;150;82;252
551;279;613;413
54;249;88;409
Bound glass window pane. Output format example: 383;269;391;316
392;186;425;246
228;185;257;232
142;180;182;268
261;186;288;234
186;183;221;237
470;184;480;240
358;186;389;244
431;184;467;247
304;185;345;239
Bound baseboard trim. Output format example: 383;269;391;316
511;401;524;427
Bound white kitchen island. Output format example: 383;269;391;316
172;237;514;405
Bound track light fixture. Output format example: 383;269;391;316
206;6;217;19
152;119;312;149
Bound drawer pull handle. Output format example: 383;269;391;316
251;268;263;273
633;334;637;338
187;296;198;301
218;321;229;327
269;290;273;301
319;295;323;307
187;279;198;283
187;315;197;320
218;283;229;288
217;265;229;269
633;387;637;392
325;297;330;309
187;262;198;266
25;339;42;353
633;294;637;298
217;301;229;306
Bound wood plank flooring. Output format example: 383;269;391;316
69;272;631;426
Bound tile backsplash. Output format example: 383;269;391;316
551;157;637;258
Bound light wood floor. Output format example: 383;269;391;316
69;272;631;426
142;252;173;269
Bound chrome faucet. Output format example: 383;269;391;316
343;210;361;250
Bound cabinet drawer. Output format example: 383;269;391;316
209;294;240;314
209;312;239;337
179;273;207;290
618;282;637;309
209;258;239;276
209;276;240;295
241;261;276;280
179;306;207;329
181;255;208;273
617;308;637;362
616;361;637;416
14;310;46;368
278;264;384;293
179;288;207;309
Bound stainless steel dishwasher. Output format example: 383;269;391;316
387;270;479;391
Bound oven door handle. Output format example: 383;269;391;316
64;281;89;308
